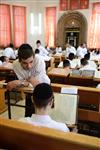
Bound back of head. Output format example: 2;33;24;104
84;53;90;60
35;49;40;54
81;58;88;66
33;83;53;108
9;43;14;48
68;53;75;60
63;59;70;68
0;56;5;62
18;43;34;61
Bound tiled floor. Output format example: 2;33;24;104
0;100;25;120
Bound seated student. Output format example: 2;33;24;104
79;58;96;71
63;59;71;70
56;45;62;53
3;43;17;59
58;59;71;69
68;53;80;69
0;56;13;69
84;53;97;69
19;83;69;132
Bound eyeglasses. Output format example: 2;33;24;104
51;95;55;108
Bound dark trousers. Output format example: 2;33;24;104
25;93;35;117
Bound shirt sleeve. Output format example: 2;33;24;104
32;55;50;84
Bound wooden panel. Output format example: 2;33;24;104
78;109;100;123
0;118;100;150
0;88;7;113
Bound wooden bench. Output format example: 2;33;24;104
51;83;100;123
0;118;100;150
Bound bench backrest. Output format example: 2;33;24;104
0;118;100;150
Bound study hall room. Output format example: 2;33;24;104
0;0;100;150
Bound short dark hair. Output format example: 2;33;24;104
35;49;40;54
33;83;53;108
84;53;90;60
81;58;88;66
68;53;75;60
36;40;41;44
18;43;35;61
63;59;70;68
9;43;14;48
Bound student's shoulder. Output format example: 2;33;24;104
51;119;69;132
35;54;44;62
13;59;21;68
18;117;31;123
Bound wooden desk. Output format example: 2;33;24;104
48;68;70;84
20;84;100;123
48;68;70;77
2;82;100;123
51;83;100;123
48;68;99;87
0;118;100;150
0;67;15;81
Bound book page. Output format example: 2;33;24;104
50;93;78;125
61;87;78;94
81;70;95;77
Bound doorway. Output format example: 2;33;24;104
65;28;80;48
57;11;87;48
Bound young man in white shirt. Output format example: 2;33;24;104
19;83;69;132
36;40;54;67
36;40;49;57
65;43;76;57
7;43;50;117
76;43;87;59
3;43;16;59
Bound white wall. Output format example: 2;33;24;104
1;0;99;49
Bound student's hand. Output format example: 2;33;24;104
7;80;21;91
27;77;39;87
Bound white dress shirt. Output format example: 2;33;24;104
38;45;49;57
79;64;97;71
0;60;2;66
76;46;87;58
66;46;76;57
13;55;50;84
3;47;16;59
19;114;69;132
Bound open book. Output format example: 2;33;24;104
50;87;78;125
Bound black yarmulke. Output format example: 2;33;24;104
33;83;53;100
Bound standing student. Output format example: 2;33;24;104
7;43;50;117
65;43;76;57
19;83;69;132
36;40;49;57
